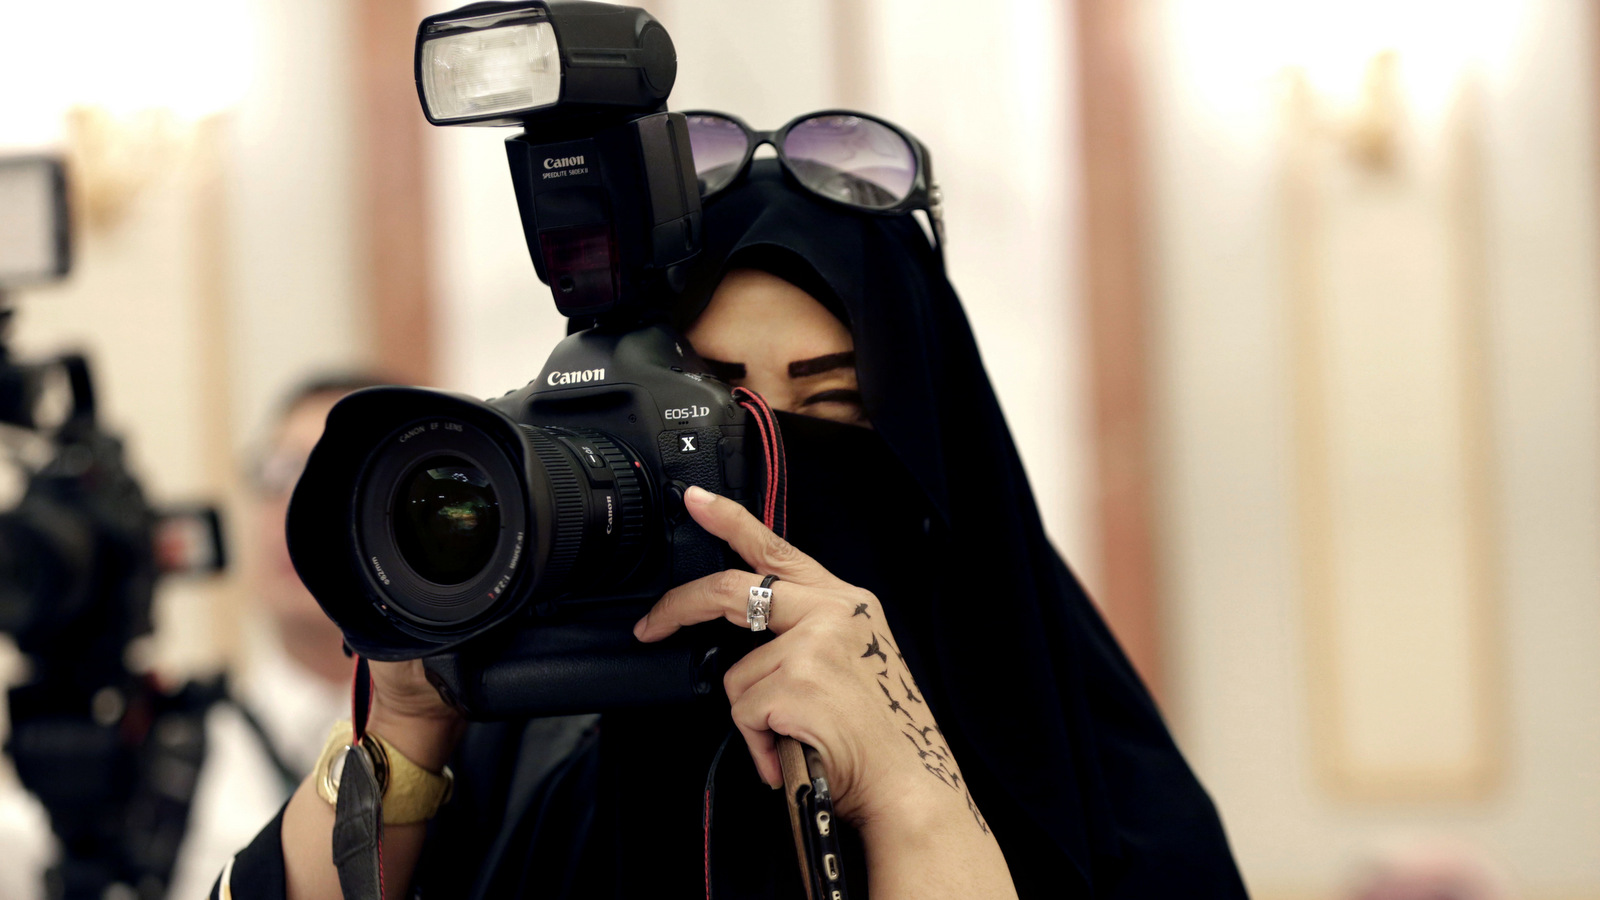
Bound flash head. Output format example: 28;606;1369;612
417;1;676;127
415;1;697;321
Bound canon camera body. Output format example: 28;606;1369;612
288;325;761;717
286;1;769;718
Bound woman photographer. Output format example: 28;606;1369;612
221;125;1247;898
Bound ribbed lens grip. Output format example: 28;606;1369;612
520;426;585;589
572;430;648;564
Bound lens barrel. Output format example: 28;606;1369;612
288;387;652;658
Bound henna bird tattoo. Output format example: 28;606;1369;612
877;680;913;720
966;793;991;834
852;603;871;618
900;675;923;704
861;634;888;664
902;732;931;760
916;725;939;745
886;637;906;667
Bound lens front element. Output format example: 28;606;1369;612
395;457;501;586
355;417;530;634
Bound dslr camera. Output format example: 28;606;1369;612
288;1;767;717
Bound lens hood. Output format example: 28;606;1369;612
287;386;556;661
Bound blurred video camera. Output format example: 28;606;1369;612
0;154;225;900
285;1;775;718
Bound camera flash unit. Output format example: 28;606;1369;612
416;1;677;127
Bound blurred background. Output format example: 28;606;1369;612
0;0;1595;897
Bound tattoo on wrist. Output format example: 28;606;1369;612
858;612;990;834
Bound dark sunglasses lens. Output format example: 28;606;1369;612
782;115;916;210
685;114;750;195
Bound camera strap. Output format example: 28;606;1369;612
333;655;385;900
732;387;786;537
726;389;849;900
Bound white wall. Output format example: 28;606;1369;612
1144;1;1600;896
224;0;371;444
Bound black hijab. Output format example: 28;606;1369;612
676;160;1248;897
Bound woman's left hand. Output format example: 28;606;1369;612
634;485;984;833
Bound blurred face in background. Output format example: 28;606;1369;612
252;391;348;684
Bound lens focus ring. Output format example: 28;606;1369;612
520;427;585;590
568;429;648;568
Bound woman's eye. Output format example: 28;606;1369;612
800;389;864;408
799;389;868;424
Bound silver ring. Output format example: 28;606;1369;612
747;574;779;632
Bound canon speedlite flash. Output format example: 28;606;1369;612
414;1;700;320
416;1;677;127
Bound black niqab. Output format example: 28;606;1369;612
676;160;1248;896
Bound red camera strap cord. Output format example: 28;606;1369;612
706;388;789;900
732;387;788;537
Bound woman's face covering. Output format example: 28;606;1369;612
684;268;869;427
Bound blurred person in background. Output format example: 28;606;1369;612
163;373;389;898
0;373;386;899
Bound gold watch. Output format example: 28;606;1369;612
313;721;454;824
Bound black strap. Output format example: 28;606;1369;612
333;743;385;899
333;655;385;899
225;695;300;794
701;730;736;900
352;654;373;741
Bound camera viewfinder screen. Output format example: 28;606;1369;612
0;158;68;288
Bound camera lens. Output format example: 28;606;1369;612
393;456;501;586
321;394;654;648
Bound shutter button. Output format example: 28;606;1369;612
665;482;688;522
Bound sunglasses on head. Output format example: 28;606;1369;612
682;110;945;258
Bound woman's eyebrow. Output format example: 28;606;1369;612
788;351;856;378
699;357;747;381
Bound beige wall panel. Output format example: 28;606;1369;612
1146;0;1600;895
1286;84;1500;796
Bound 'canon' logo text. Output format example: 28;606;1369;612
547;368;606;386
544;155;585;169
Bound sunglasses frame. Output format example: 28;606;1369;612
680;109;945;259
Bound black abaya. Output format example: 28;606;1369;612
215;161;1247;899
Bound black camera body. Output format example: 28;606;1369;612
289;0;772;718
290;324;761;717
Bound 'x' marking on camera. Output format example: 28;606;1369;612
681;436;697;452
